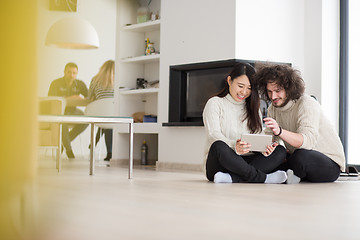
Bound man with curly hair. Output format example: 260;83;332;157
254;64;345;183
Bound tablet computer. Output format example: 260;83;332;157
240;134;272;152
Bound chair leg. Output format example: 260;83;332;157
98;135;102;161
52;148;56;161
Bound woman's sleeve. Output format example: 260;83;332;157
203;98;236;150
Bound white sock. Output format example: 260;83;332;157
264;170;287;184
286;169;301;184
214;172;232;183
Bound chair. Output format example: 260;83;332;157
85;98;115;124
85;98;115;159
38;97;66;159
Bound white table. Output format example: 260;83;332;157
38;115;134;178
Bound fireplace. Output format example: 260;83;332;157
163;59;289;127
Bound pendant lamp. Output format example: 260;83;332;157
45;16;99;49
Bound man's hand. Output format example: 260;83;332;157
264;117;304;148
263;117;282;136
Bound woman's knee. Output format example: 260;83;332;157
209;140;228;154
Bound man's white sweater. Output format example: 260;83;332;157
267;94;346;171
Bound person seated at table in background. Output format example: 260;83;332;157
48;62;89;159
88;60;115;161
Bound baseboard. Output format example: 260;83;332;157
110;158;157;166
110;159;203;172
156;161;203;172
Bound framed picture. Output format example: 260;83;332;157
50;0;77;12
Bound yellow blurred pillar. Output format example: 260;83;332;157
0;1;38;239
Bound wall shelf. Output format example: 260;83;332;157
122;19;161;32
121;54;160;64
119;88;159;95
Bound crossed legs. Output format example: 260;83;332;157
287;149;341;183
206;141;287;183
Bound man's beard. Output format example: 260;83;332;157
273;97;290;108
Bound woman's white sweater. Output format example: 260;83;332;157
202;94;253;169
267;94;346;171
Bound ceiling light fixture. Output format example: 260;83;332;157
45;16;99;49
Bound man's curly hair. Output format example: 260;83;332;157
254;64;305;102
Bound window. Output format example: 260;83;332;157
347;0;360;165
342;0;360;166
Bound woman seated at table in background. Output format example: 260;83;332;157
88;60;115;161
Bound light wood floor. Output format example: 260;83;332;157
33;156;360;240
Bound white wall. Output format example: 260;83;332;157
235;0;305;71
303;0;322;101
320;0;340;131
37;0;117;157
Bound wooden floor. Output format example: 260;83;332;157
33;156;360;240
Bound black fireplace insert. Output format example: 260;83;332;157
162;59;289;127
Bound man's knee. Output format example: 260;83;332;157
274;145;287;157
289;149;308;163
287;149;310;175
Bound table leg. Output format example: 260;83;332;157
56;123;62;172
90;123;95;175
129;122;134;179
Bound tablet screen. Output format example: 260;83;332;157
240;134;272;152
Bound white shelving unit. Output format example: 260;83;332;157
114;0;161;162
116;2;161;125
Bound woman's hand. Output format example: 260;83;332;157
263;142;279;157
235;139;251;155
263;117;282;136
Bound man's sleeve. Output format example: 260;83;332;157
79;80;88;98
297;98;320;149
48;81;56;96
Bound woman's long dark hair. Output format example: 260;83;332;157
217;63;262;133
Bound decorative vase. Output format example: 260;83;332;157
145;42;155;55
137;6;149;23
